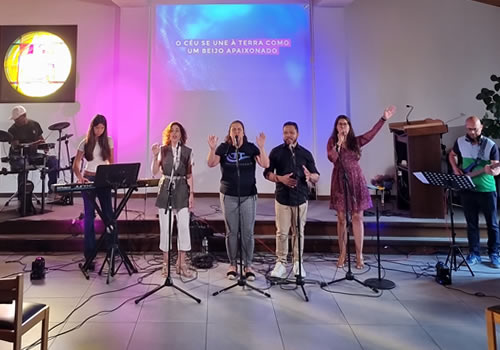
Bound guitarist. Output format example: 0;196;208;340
449;116;500;268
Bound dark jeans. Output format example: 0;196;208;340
461;191;499;256
46;156;58;189
82;175;114;260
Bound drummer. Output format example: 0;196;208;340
8;105;58;190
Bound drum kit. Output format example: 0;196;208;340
0;120;74;216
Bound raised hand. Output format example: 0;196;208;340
303;165;311;182
337;133;345;148
208;135;219;150
256;132;266;149
383;105;396;120
151;143;161;156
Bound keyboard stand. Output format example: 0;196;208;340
78;163;141;284
79;184;139;283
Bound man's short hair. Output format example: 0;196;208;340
283;121;298;132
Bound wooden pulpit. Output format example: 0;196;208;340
389;119;448;218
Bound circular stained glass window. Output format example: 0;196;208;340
4;31;72;97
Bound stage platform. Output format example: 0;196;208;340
0;194;487;254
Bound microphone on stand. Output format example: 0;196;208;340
444;112;467;124
405;104;414;124
174;142;181;170
289;142;297;181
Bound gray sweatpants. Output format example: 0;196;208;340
220;193;257;267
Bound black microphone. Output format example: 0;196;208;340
405;104;414;124
235;135;239;149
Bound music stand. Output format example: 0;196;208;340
79;163;140;284
414;171;475;278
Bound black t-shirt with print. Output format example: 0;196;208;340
8;120;43;157
215;141;260;196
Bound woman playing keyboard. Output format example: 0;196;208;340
72;114;114;270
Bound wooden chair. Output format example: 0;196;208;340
486;305;500;350
0;274;49;350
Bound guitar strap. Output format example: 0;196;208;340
463;137;487;173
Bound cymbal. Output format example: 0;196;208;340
0;130;13;143
19;141;37;147
57;133;73;142
48;121;70;131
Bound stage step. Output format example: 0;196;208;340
0;217;473;254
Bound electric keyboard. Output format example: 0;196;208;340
52;178;160;194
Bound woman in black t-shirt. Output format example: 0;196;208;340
207;120;269;280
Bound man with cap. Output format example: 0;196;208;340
8;105;58;199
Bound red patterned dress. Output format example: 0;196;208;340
327;118;386;212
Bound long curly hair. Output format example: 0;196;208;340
162;121;187;146
84;114;111;162
330;115;360;158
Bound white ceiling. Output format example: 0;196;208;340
80;0;500;10
106;0;355;8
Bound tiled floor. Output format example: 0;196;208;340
1;252;499;350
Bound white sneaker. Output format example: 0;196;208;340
293;261;306;278
270;262;287;278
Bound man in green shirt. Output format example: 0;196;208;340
449;116;500;268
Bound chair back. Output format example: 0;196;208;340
0;275;23;331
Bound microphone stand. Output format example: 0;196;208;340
20;146;29;217
61;135;74;205
270;144;312;301
321;145;378;293
213;137;271;298
136;143;201;304
50;134;74;205
364;187;396;290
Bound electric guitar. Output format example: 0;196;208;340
466;162;500;178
